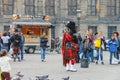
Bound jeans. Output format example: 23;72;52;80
116;51;119;60
0;45;1;51
78;44;83;61
90;49;94;62
20;43;24;60
40;47;46;60
83;49;91;61
96;48;103;61
110;52;117;64
78;44;83;55
2;45;8;51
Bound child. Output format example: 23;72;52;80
0;49;12;80
108;35;119;64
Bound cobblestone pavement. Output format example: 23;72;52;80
10;51;120;80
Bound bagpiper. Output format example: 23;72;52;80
62;21;79;72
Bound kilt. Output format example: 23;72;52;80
13;46;20;55
63;47;78;66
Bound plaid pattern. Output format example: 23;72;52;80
13;47;20;55
62;32;79;66
63;48;78;60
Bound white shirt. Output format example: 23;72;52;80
1;36;10;43
0;56;11;72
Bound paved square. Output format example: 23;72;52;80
11;51;120;80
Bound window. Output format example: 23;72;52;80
36;0;42;15
4;25;10;31
88;26;97;34
45;0;55;16
108;26;117;39
25;0;35;15
107;0;117;16
87;0;97;16
68;0;77;15
3;0;14;15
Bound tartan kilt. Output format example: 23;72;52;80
63;47;78;62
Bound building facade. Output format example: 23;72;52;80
0;0;120;39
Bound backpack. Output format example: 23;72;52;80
94;39;101;48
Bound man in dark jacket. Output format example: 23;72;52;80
10;29;21;62
40;32;48;62
76;29;82;63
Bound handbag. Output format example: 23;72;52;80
9;48;13;54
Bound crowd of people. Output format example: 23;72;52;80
61;21;120;72
0;27;25;62
0;22;120;79
0;26;25;80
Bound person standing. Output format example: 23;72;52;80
61;21;78;72
7;29;13;51
0;32;3;51
0;49;12;80
10;29;21;62
19;32;25;60
108;35;119;64
1;32;10;51
40;32;48;62
82;31;92;61
76;29;82;63
88;29;94;62
54;36;61;54
94;31;104;65
113;31;120;60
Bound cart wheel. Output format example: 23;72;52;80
28;47;35;53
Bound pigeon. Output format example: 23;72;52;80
62;76;70;80
15;72;24;77
35;75;49;79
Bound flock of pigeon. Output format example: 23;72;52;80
11;72;70;80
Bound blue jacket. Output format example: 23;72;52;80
108;39;119;53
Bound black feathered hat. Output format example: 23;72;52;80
66;21;76;30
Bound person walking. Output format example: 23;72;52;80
0;49;12;80
108;34;119;64
40;32;48;62
10;29;21;62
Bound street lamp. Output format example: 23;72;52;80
76;9;82;29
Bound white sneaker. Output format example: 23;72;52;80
66;63;70;71
70;64;77;72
